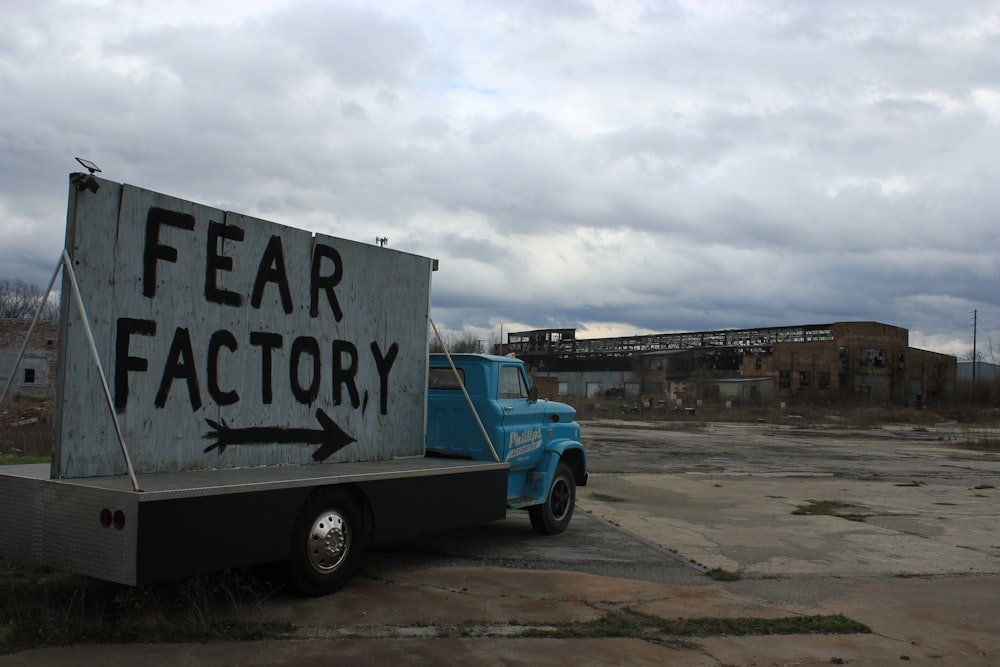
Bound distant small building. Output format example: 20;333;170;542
957;361;1000;382
508;321;956;408
0;319;59;399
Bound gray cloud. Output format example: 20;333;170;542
1;0;999;356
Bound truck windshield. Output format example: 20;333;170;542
499;366;529;399
429;367;465;389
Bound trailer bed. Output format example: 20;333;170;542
0;457;504;497
0;458;509;586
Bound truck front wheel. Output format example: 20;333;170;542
529;461;575;535
287;488;363;596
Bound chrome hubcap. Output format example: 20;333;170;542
307;510;350;573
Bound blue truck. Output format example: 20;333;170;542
427;353;588;535
0;173;587;597
283;352;589;595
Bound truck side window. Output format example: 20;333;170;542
499;366;528;399
428;367;464;389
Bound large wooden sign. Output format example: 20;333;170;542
53;175;433;478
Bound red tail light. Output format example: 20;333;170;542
100;508;127;530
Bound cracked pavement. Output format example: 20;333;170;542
4;419;998;666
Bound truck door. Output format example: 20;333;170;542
497;364;548;471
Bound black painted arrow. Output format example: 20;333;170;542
203;408;357;461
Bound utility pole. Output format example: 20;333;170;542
972;309;977;385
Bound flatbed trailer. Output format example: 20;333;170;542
0;458;506;587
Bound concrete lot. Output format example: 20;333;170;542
4;419;999;666
582;421;1000;579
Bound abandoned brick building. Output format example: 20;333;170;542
0;319;60;398
1;318;957;408
502;322;956;407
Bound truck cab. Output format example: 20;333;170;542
425;353;588;534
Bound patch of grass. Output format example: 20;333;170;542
521;611;648;639
792;500;868;522
521;608;870;640
705;568;741;581
0;456;50;466
0;559;288;655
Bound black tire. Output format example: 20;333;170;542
287;488;363;596
529;461;575;535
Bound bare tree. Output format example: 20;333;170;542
0;278;59;320
428;330;483;353
451;332;482;353
429;335;448;353
487;329;501;355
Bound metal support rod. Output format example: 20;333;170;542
61;249;142;492
429;318;501;463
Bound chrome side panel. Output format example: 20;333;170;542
0;465;138;585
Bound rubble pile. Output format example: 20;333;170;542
0;402;53;429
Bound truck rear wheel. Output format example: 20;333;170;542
287;488;363;596
529;461;575;535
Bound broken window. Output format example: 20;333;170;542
799;371;811;387
818;372;830;389
859;348;886;368
779;370;791;388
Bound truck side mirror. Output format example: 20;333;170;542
528;386;538;402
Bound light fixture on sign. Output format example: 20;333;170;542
73;157;101;192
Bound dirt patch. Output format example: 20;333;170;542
792;500;870;522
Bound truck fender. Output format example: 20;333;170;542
542;440;588;488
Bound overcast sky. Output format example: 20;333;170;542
2;0;999;357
